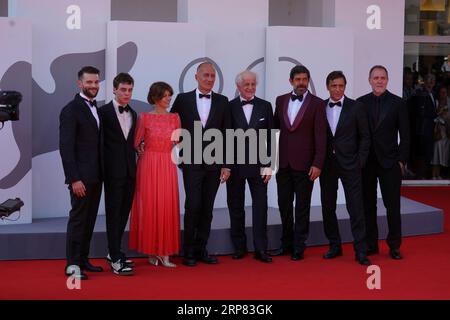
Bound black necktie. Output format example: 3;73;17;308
119;105;130;114
199;93;211;99
291;94;303;102
241;99;254;106
329;101;342;108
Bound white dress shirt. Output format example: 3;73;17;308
80;92;99;127
196;88;212;127
326;96;344;136
112;99;132;139
240;96;254;125
288;90;308;125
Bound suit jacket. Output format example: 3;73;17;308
324;96;370;170
229;96;274;178
98;101;137;181
59;93;102;184
357;90;410;168
274;91;327;171
171;89;231;171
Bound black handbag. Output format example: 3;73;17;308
0;198;24;217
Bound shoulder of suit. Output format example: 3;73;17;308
356;92;372;102
387;91;403;103
62;95;82;113
343;96;357;105
254;96;270;105
98;101;113;113
229;96;240;104
213;92;229;102
309;94;326;105
176;90;195;99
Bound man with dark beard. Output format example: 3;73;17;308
272;65;327;260
60;66;104;280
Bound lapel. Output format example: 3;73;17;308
205;92;218;129
188;90;201;124
248;98;262;129
281;94;292;130
334;96;350;137
128;108;137;141
76;94;99;131
106;102;125;140
290;91;312;131
324;98;333;136
233;98;249;129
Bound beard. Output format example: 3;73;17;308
82;87;98;99
294;86;307;96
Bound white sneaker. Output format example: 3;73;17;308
110;259;134;276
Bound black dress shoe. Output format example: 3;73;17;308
198;253;218;264
389;249;403;260
366;248;379;256
355;253;371;266
232;250;248;260
269;247;292;256
80;260;104;272
65;265;88;280
291;250;304;261
182;257;197;267
254;251;272;263
323;248;343;259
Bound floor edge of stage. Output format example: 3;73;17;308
0;196;443;260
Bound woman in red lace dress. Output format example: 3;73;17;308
129;82;181;267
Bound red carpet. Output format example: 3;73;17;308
1;186;449;300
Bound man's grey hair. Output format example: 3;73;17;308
235;70;258;86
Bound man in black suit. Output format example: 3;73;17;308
98;73;136;276
319;71;371;265
357;65;410;260
226;70;274;263
171;61;231;266
59;66;104;280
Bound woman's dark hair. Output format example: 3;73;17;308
147;82;173;104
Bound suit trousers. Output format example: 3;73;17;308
182;167;221;257
226;174;268;252
276;166;314;252
362;158;402;251
66;182;102;266
104;177;135;262
319;156;367;254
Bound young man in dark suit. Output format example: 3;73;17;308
59;66;104;280
226;70;274;263
319;71;371;265
272;65;327;260
171;61;231;267
98;73;137;276
357;65;410;260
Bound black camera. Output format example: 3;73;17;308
0;90;22;125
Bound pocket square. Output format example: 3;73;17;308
259;118;265;121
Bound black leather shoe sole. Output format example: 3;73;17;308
389;250;403;260
199;256;218;264
291;252;304;261
232;252;248;260
323;250;343;259
182;258;197;267
81;265;104;272
355;254;371;265
254;255;272;263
